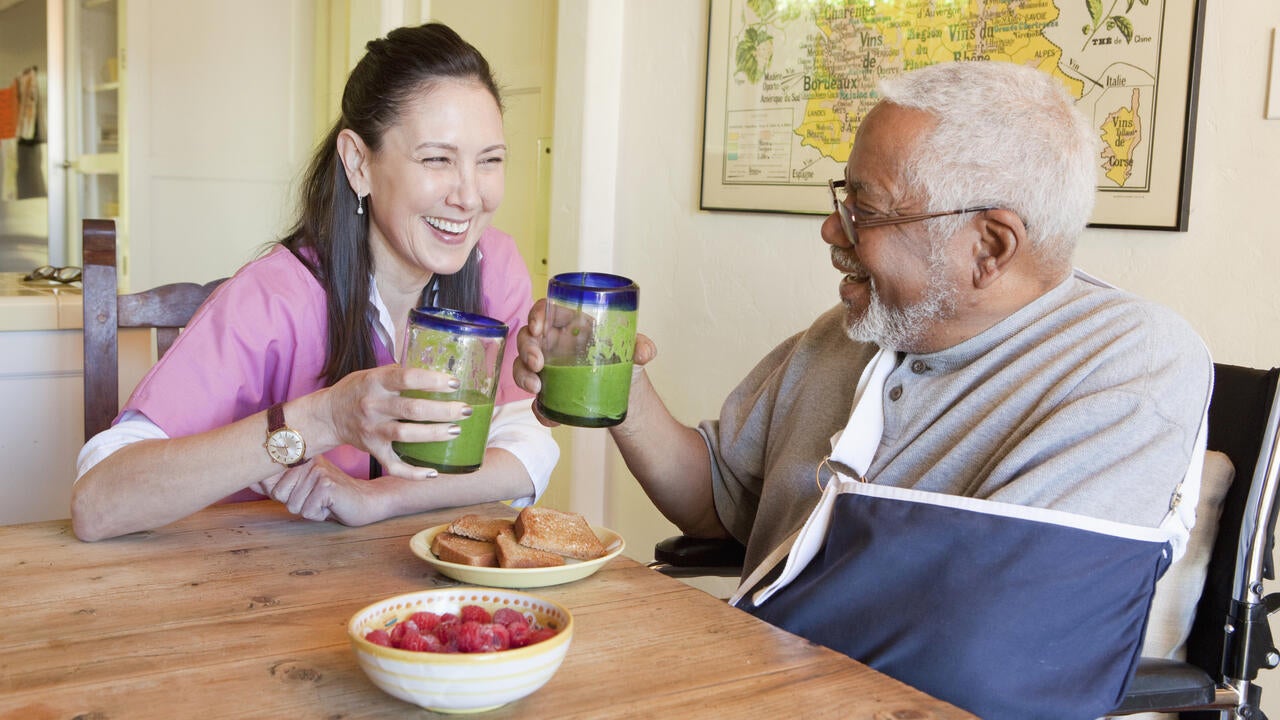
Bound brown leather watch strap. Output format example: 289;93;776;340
268;402;286;433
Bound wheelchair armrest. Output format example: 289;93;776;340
648;535;746;578
1110;657;1218;714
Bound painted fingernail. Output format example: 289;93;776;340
447;377;461;389
461;405;473;418
447;424;462;436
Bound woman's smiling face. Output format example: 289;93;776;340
358;79;506;284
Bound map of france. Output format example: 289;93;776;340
723;0;1165;191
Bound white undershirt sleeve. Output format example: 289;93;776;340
486;398;558;507
76;410;170;482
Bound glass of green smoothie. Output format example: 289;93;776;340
393;307;507;473
536;273;638;427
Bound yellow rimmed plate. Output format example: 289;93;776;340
410;523;625;589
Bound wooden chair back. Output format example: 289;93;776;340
82;219;227;440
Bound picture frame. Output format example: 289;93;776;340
700;1;1207;231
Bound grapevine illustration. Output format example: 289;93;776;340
1082;0;1149;47
733;0;803;83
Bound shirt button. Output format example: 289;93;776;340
888;385;903;401
910;360;928;374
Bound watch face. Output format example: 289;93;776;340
266;429;305;465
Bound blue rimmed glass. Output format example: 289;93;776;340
828;179;997;246
393;307;508;473
537;273;639;427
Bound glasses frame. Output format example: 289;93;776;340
23;265;82;284
828;179;997;246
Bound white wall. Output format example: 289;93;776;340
124;0;317;291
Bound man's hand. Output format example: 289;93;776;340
513;298;550;398
513;298;658;427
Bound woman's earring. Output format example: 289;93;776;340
356;194;366;216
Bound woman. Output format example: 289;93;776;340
72;23;556;541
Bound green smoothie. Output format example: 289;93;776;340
536;362;633;427
393;389;494;473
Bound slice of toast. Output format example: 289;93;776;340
431;532;498;567
514;506;607;560
448;514;515;542
495;528;565;568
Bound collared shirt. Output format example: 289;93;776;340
701;270;1213;580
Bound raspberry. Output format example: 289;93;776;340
364;629;392;647
399;628;430;652
506;619;532;648
409;611;442;634
528;627;558;645
460;605;492;624
489;623;511;651
379;611;551;653
493;607;525;627
389;619;419;645
455;621;491;653
420;633;446;653
434;619;460;650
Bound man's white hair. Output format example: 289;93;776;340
878;62;1098;267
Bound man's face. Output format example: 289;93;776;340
821;104;961;353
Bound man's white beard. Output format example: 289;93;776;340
843;249;957;353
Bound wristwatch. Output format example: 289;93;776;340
264;402;306;468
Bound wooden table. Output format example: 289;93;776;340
0;501;975;719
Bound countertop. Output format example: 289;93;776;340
0;271;83;331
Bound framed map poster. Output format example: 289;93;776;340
700;0;1207;231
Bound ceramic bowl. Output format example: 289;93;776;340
347;587;573;714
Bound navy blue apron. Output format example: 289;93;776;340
735;480;1171;720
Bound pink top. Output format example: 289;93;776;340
122;228;535;497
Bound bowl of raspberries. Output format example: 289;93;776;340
347;587;573;713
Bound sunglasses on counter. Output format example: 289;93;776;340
23;265;83;284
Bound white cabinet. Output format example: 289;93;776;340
65;0;126;279
0;325;83;524
0;279;150;526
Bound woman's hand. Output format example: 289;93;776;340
259;456;382;526
320;364;472;480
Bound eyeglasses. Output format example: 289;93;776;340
827;179;997;247
23;265;82;284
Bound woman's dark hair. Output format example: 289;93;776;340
281;23;502;386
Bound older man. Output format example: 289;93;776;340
516;61;1211;720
